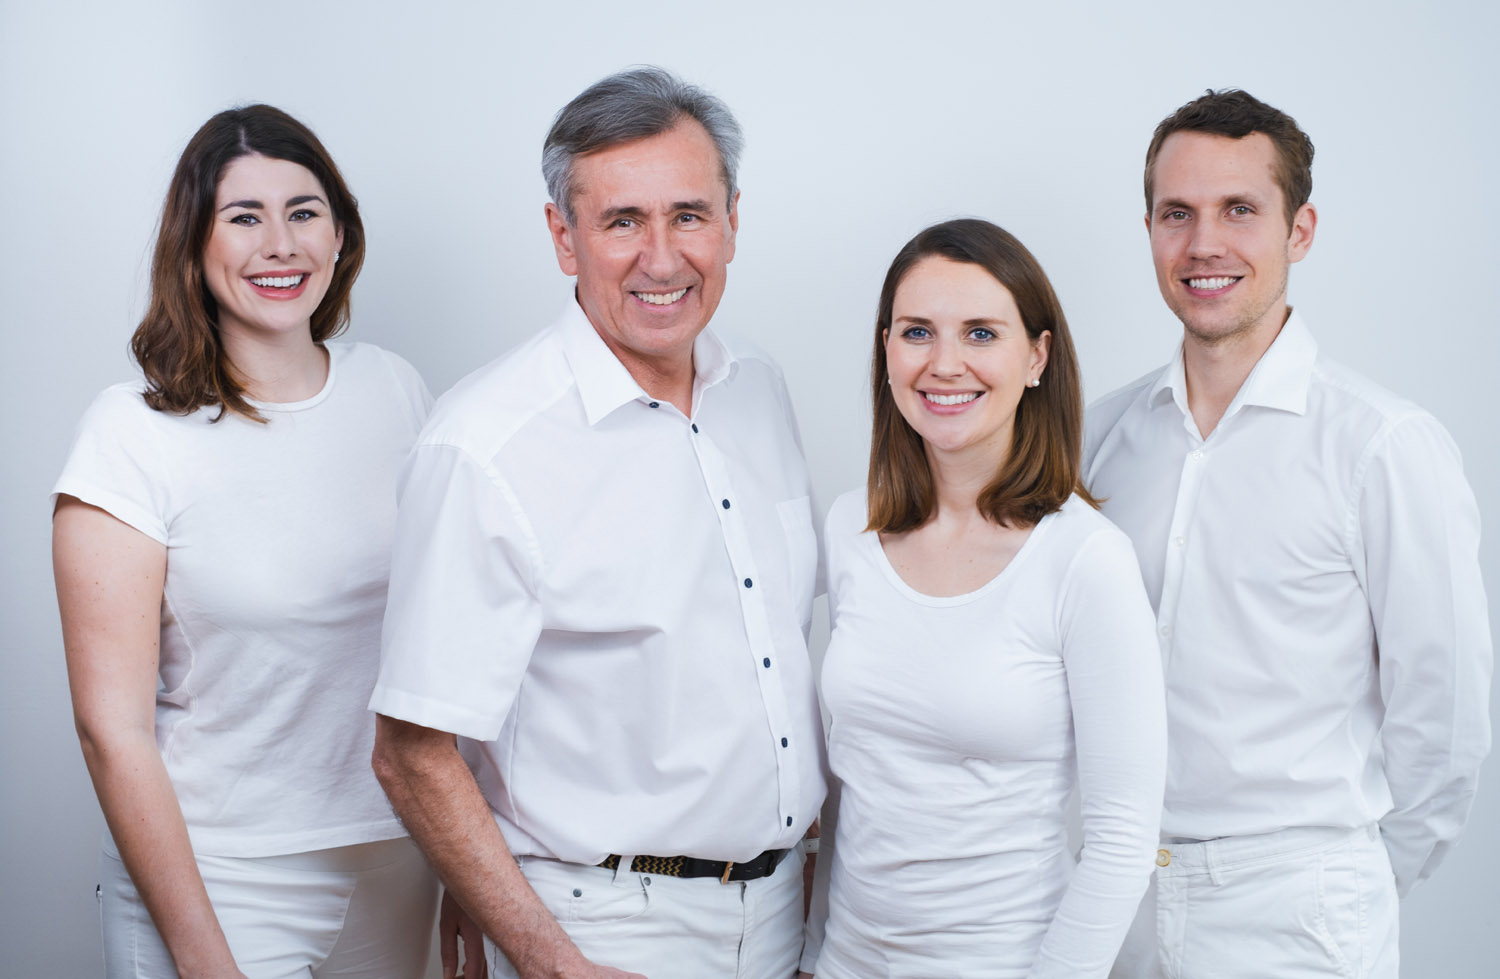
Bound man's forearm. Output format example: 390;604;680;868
372;715;586;978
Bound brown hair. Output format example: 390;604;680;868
131;104;365;421
1144;88;1314;229
867;219;1095;534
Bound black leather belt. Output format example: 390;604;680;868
598;848;787;883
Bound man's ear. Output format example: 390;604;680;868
724;190;740;265
1287;202;1317;264
545;202;578;276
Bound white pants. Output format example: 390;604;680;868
1110;824;1398;979
100;837;439;979
486;848;805;979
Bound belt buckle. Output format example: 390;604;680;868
719;860;734;884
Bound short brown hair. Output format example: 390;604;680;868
867;219;1095;534
131;105;365;422
1144;89;1314;229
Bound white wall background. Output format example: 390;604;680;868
3;1;1495;974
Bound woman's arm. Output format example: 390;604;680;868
1028;528;1167;979
54;497;245;979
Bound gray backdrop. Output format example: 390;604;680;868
3;1;1495;975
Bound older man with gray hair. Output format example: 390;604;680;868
370;67;827;979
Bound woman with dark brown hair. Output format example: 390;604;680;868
801;219;1166;978
51;105;469;978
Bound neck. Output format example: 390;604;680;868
219;325;328;404
1182;305;1290;437
625;356;696;415
925;440;1006;524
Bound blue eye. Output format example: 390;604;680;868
968;327;996;342
900;326;931;340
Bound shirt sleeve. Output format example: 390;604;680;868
370;441;544;741
1029;525;1166;979
51;385;170;543
1351;413;1493;896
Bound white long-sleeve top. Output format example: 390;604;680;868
804;490;1166;979
1083;311;1493;895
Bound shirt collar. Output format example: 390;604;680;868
1148;308;1318;419
555;298;738;426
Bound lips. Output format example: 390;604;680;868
1183;275;1241;296
633;287;689;306
246;271;311;300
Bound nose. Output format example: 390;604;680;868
261;216;297;260
929;334;966;378
635;223;681;283
1186;215;1226;260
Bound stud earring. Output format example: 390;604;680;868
333;251;341;264
1028;378;1040;388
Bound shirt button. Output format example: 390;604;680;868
1189;449;1204;461
1156;849;1171;867
781;737;789;747
572;888;583;897
1159;624;1172;638
744;578;753;588
763;657;771;668
722;499;731;509
786;816;794;827
1172;536;1185;548
648;401;659;408
692;423;699;433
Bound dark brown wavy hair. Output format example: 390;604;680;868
867;219;1096;534
131;104;365;421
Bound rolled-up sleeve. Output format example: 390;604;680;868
370;441;543;741
1353;413;1493;896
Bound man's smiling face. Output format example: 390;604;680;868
1147;130;1314;347
547;119;738;381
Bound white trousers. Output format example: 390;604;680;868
486;848;806;979
1110;824;1398;979
99;836;439;979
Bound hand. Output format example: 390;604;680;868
797;973;815;979
439;890;488;979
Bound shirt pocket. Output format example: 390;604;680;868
777;495;818;631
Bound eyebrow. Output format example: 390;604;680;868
1156;191;1267;213
895;315;1011;328
218;194;328;213
597;199;715;222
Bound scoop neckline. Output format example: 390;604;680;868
866;504;1058;607
245;343;339;413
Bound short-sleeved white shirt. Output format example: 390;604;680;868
54;342;433;857
371;303;828;864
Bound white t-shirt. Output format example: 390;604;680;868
807;491;1166;979
54;341;432;858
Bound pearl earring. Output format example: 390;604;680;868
333;251;341;264
1028;378;1040;388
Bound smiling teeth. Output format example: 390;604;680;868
1188;276;1237;290
925;392;979;406
635;288;687;305
250;274;305;288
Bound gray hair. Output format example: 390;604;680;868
542;66;744;225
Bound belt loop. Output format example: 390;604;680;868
1205;840;1223;886
719;861;735;884
612;854;637;884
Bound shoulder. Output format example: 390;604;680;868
1085;366;1168;448
1046;496;1142;574
420;329;573;458
1307;354;1461;470
74;380;193;438
825;488;869;537
333;341;425;391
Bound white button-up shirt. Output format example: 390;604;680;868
371;303;827;865
1084;311;1491;895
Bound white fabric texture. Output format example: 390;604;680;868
1109;824;1398;979
99;837;439;979
806;490;1166;979
483;850;805;979
1083;310;1493;896
54;342;432;857
371;302;827;865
